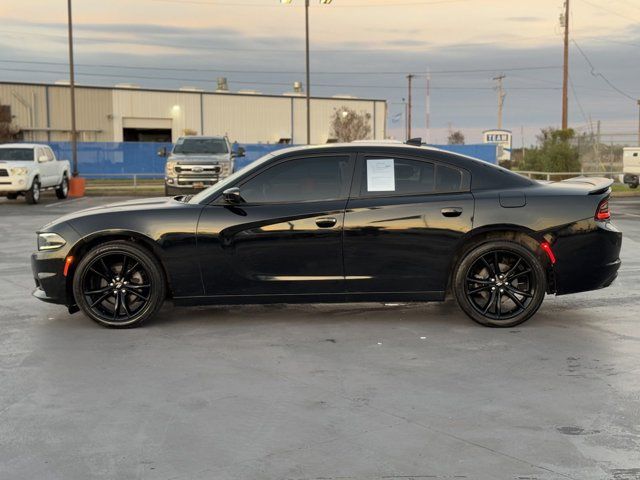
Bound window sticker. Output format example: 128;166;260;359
367;158;395;191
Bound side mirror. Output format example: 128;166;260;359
38;155;48;163
235;147;246;158
222;187;243;204
157;147;168;157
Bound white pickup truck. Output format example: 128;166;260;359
622;147;640;189
0;143;70;204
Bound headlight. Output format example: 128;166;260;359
165;161;177;176
38;233;66;251
220;161;231;176
11;167;29;176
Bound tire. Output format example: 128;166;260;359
72;241;166;328
25;178;40;204
630;183;638;189
6;193;18;200
55;174;69;199
453;240;547;328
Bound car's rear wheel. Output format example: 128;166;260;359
55;174;69;199
25;179;40;204
453;240;546;327
72;241;166;328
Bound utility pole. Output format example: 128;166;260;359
407;74;414;140
493;74;506;129
304;0;311;145
562;0;570;130
425;70;431;144
67;0;78;177
637;99;640;146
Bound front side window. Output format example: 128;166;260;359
362;156;464;196
240;156;351;204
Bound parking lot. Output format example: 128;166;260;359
1;194;639;480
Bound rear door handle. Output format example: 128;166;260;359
441;207;463;217
316;217;338;228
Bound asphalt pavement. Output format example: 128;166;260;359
1;193;639;480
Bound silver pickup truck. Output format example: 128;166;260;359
161;136;245;196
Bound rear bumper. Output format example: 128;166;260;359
623;173;639;186
552;220;622;295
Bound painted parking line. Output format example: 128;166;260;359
44;197;87;208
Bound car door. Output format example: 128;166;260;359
36;147;54;186
197;153;355;297
343;153;474;297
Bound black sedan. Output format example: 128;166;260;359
32;142;622;328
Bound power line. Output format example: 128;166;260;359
146;0;473;7
571;39;637;101
0;58;563;76
0;66;566;91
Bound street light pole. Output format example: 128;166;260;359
67;0;78;176
637;99;640;146
281;0;332;145
305;0;311;145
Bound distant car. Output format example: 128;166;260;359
32;142;621;328
160;136;243;196
622;147;640;189
0;143;70;204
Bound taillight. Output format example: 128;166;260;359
595;198;610;221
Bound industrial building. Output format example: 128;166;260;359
0;80;387;145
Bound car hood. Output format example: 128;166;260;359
40;197;185;232
0;161;34;169
169;154;230;163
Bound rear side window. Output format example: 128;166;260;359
361;157;464;196
240;155;351;203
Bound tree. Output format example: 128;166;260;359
330;107;372;143
447;130;465;145
0;105;19;143
519;128;581;173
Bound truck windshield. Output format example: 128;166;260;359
0;148;34;161
173;138;228;155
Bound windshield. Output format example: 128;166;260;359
189;152;276;204
0;148;34;161
173;138;229;155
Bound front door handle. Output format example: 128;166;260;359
316;217;338;228
441;207;463;218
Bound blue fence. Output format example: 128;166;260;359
45;142;497;178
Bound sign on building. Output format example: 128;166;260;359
483;129;512;162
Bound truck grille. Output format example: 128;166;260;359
0;169;8;177
175;165;221;174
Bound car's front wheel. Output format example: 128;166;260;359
72;241;166;328
453;240;547;327
25;178;40;204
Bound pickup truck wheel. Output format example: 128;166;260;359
6;193;18;200
630;183;639;189
25;179;41;204
55;174;69;199
73;241;166;328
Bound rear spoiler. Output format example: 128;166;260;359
559;176;613;195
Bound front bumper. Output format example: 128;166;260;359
31;253;69;305
0;176;29;193
552;220;622;295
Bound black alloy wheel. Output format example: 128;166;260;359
453;241;546;327
73;241;165;328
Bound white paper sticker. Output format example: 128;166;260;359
367;159;395;191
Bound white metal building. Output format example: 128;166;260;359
0;81;387;144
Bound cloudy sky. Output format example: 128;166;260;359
1;0;639;144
